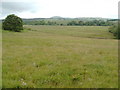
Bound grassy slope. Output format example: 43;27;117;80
2;26;118;88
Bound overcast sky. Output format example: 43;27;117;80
0;0;119;19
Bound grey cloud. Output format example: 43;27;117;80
1;2;39;18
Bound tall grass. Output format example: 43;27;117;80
2;26;118;88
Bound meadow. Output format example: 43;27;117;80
2;25;118;88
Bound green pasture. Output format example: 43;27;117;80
2;26;118;88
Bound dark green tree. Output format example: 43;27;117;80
78;21;84;26
2;14;23;32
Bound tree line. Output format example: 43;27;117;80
23;20;113;26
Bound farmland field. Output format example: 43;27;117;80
2;25;118;88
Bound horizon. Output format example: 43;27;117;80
0;15;118;20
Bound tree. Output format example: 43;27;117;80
78;21;84;26
2;14;23;32
67;21;78;26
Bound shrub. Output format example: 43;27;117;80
2;14;23;32
109;23;120;39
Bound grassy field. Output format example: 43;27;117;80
2;25;118;88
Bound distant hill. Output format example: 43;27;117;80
50;16;63;19
0;17;117;26
22;16;111;21
0;16;115;21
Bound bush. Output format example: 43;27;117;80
2;14;23;32
109;23;120;39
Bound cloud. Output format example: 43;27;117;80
1;2;39;18
0;0;119;19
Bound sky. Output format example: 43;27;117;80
0;0;119;19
